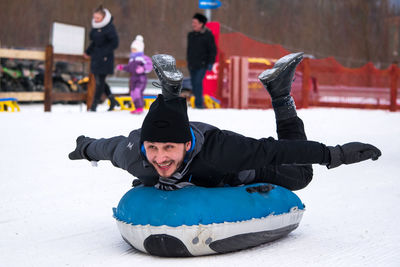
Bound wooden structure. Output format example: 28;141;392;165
0;45;95;111
218;56;399;112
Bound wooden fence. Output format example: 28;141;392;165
0;45;95;111
218;56;399;112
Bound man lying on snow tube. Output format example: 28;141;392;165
69;52;381;256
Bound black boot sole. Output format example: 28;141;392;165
152;54;183;86
258;52;304;83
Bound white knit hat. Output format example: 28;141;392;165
130;35;144;52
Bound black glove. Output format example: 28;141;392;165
327;142;381;169
68;135;95;160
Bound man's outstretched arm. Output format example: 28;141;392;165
203;129;381;172
68;135;129;168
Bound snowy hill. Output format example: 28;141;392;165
1;103;399;266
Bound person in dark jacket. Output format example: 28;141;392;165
84;5;119;112
69;53;381;191
187;13;217;108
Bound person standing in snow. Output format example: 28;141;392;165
69;53;381;191
84;5;119;112
187;13;217;109
116;35;152;114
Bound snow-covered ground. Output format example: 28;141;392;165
1;103;399;267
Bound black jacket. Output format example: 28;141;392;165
187;28;217;70
86;18;119;75
85;121;330;190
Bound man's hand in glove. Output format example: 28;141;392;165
327;142;381;169
68;135;95;160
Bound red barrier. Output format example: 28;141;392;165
202;22;220;97
218;32;400;111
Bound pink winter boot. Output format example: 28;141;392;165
130;108;143;114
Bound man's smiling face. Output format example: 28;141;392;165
143;141;192;178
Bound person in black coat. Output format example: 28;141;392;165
84;5;119;111
187;13;217;108
69;53;381;191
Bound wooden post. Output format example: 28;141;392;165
239;57;249;109
229;57;241;109
390;63;398;112
86;73;96;111
44;45;53;112
216;52;225;104
301;57;311;109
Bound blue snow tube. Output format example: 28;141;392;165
113;183;305;257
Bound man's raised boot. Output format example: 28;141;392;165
258;52;304;99
258;52;304;121
152;54;184;100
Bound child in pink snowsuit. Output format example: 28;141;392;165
117;35;152;114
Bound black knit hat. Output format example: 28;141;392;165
193;13;207;25
140;95;191;143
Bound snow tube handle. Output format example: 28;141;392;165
246;184;275;194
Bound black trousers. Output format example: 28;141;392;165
93;74;112;105
189;68;207;108
254;116;313;190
